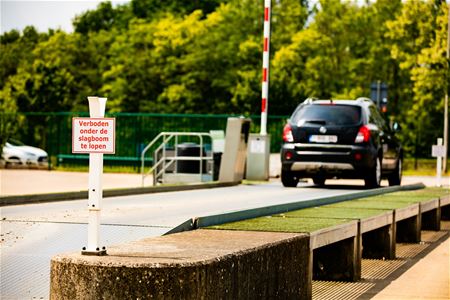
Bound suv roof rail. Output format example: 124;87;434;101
304;97;318;104
356;97;373;103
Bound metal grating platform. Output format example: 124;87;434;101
421;230;448;243
395;242;430;258
0;220;168;300
361;259;406;280
313;226;449;300
440;220;450;230
312;280;375;300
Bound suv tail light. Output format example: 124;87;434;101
355;125;370;143
283;124;294;142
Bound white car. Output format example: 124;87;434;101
1;139;48;167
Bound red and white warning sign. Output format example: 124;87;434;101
72;117;115;154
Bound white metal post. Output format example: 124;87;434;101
436;138;443;187
260;0;271;135
83;96;107;255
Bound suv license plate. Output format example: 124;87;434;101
309;135;338;143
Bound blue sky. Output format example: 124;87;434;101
0;0;129;34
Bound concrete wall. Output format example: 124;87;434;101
50;230;311;299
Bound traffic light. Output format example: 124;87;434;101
380;97;388;113
370;82;388;113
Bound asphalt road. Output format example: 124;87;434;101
1;181;363;299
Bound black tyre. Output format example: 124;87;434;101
281;170;299;187
388;158;402;186
312;176;326;186
365;157;381;188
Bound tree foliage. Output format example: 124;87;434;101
0;0;448;157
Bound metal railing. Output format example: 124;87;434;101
2;112;291;170
140;132;214;186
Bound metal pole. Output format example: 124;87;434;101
415;122;420;170
260;0;271;135
377;80;381;110
83;96;107;256
443;4;449;172
436;138;443;187
199;135;203;179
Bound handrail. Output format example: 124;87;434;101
141;132;214;187
140;132;165;186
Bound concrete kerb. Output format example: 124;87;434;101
0;181;240;207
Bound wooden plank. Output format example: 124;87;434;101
360;211;393;233
310;221;358;249
395;204;419;221
440;194;450;207
420;198;439;213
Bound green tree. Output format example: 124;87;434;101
0;80;19;152
74;1;133;34
1;0;448;160
130;0;225;19
0;26;46;135
272;0;309;49
102;0;263;114
270;0;403;114
0;26;43;88
179;0;262;114
385;0;448;156
271;0;358;112
100;13;203;112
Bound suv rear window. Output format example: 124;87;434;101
291;104;361;126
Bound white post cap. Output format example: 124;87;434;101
88;96;107;118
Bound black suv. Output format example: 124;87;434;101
280;97;402;188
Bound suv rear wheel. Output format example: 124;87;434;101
312;176;326;186
388;158;402;186
281;170;299;187
364;157;381;188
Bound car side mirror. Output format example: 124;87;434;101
392;122;401;132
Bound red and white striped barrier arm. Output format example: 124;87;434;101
260;0;271;135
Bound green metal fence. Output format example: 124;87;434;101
3;112;288;168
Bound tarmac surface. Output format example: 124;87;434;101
1;168;448;196
0;169;143;196
0;168;449;299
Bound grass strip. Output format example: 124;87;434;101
208;216;353;233
208;187;448;233
326;199;414;210
280;207;388;220
327;187;448;209
373;187;449;202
